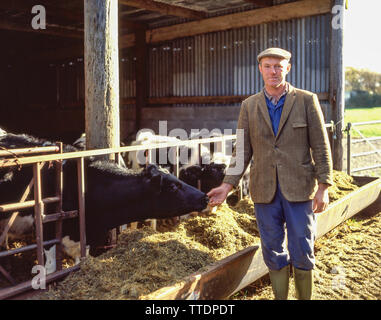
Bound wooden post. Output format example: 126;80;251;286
77;157;87;259
330;0;345;170
84;0;120;157
135;26;148;132
54;143;63;271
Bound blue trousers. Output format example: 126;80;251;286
254;183;316;271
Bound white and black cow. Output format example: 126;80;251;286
0;132;209;270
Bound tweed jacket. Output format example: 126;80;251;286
223;84;333;203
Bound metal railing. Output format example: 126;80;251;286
345;120;381;175
0;134;236;299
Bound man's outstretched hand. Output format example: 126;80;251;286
313;183;330;213
207;183;233;207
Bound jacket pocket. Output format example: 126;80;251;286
292;122;307;128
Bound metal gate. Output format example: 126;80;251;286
345;120;381;175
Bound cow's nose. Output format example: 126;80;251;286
203;194;209;204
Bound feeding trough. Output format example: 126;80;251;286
145;175;381;300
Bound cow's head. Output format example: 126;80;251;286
200;163;227;193
143;164;208;217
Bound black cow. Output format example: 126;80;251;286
84;161;208;247
178;153;251;207
179;163;227;194
0;132;209;260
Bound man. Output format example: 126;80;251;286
207;47;333;300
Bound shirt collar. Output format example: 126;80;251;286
263;83;289;105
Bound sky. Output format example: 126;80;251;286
344;0;381;73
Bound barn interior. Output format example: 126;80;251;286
0;0;353;299
0;0;343;167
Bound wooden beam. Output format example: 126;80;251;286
119;0;331;46
119;19;147;32
0;20;83;39
119;0;207;19
148;93;329;105
135;26;148;131
119;33;136;48
242;0;274;7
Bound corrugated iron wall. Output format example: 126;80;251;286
9;10;332;118
148;13;331;101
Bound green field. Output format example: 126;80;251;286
344;107;381;137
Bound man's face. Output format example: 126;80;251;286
259;57;291;88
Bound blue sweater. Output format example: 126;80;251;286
264;94;287;136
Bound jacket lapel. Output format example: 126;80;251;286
275;84;296;140
258;92;275;137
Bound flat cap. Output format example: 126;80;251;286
257;47;291;62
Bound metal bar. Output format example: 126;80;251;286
77;158;87;259
0;197;60;213
352;150;381;158
55;144;64;272
351;126;381;158
0;178;34;246
0;146;59;157
0;239;60;259
351;137;381;144
174;146;179;177
351;164;381;173
0;264;17;285
42;210;78;224
351;120;381;126
33;162;44;267
115;152;121;166
0;136;238;168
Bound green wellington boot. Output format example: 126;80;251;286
268;265;290;300
293;268;313;300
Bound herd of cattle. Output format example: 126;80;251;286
0;127;249;274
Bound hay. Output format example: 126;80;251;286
37;199;259;300
36;170;360;300
328;171;359;201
